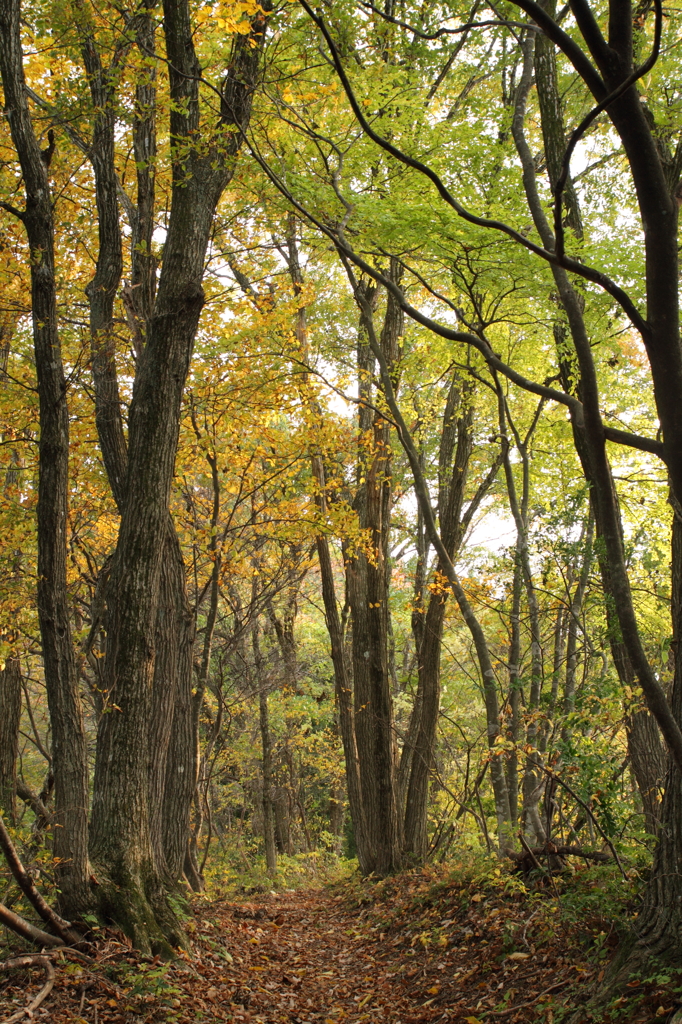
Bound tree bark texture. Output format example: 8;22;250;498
0;0;90;916
0;657;22;821
346;266;403;875
88;0;269;949
403;380;478;860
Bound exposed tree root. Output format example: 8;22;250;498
0;954;55;1023
91;864;186;957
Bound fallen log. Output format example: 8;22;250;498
507;841;614;876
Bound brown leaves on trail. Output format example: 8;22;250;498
0;871;676;1023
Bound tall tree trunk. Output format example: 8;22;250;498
250;601;277;873
88;2;268;950
342;259;514;852
498;389;545;843
76;3;201;892
508;15;676;990
511;27;667;836
0;657;22;822
279;220;372;872
155;528;196;883
184;448;223;891
403;379;489;859
506;553;523;826
315;514;371;873
346;266;403;875
0;0;91;916
258;685;277;875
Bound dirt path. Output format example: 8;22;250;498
188;888;572;1023
194;888;454;1022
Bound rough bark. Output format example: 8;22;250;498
0;0;91;917
257;681;277;875
626;707;665;836
74;2;200;894
345;265;403;875
0;657;22;821
88;1;269;950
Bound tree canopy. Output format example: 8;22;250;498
1;0;681;1005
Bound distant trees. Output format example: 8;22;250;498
279;0;682;987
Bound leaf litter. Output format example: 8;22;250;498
1;865;679;1023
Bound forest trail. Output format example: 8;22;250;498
1;875;674;1023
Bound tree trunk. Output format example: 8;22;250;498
0;657;22;822
258;688;277;875
345;267;403;875
508;14;677;994
0;0;91;916
88;1;268;950
498;389;545;844
403;378;484;859
506;554;523;827
315;522;371;872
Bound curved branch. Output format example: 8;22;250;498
603;425;664;458
296;0;647;337
0;813;81;946
506;0;606;97
1;955;55;1023
0;201;25;221
553;0;663;259
356;2;535;40
240;136;587;425
0;905;62;948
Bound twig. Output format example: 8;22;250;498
518;833;560;899
0;954;56;1023
538;767;628;881
486;979;568;1016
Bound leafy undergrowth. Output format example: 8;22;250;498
202;849;356;899
1;858;680;1023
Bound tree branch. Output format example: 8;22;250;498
0;813;81;945
296;0;648;337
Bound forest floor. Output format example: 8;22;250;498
1;862;680;1024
